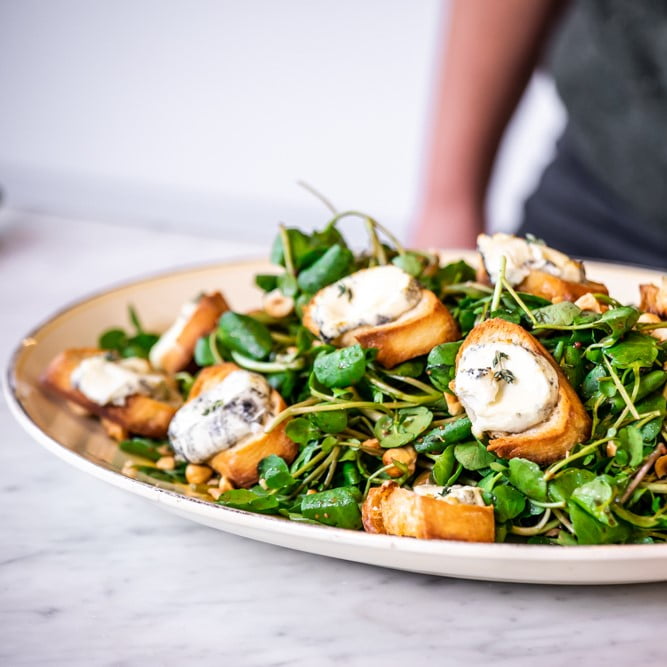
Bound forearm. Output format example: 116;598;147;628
415;0;566;247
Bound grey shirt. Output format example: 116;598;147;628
551;0;667;234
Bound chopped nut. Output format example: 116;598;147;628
156;456;175;471
574;293;605;314
306;489;317;495
208;487;223;500
157;444;172;456
413;470;432;486
263;288;295;318
218;476;235;492
606;441;618;457
101;417;128;442
185;464;213;485
638;313;667;343
382;445;417;478
655;455;667;479
122;460;138;478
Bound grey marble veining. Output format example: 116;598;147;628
1;212;666;667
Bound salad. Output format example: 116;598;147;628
41;209;667;546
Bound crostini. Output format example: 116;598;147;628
362;481;495;542
452;318;591;464
149;292;229;374
168;362;297;488
41;348;181;439
477;233;608;303
302;264;459;368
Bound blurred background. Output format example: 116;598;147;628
0;0;564;246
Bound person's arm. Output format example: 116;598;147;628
411;0;567;249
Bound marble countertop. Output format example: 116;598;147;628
1;211;665;667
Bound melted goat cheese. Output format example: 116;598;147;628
477;233;584;286
149;298;199;370
310;265;422;342
414;484;486;506
453;342;558;437
71;355;170;406
168;370;273;463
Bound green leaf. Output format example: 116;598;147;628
432;447;456;486
218;312;273;361
217;489;282;514
387;359;425;377
604;333;658;369
270;228;311;268
493;485;526;523
258;455;295;490
437;260;476;286
119;438;163;462
617;426;644;468
297;244;354;294
128;305;144;333
414;417;472;454
311;410;348;434
568;502;630;545
533;302;581;326
391;252;423;277
570;476;617;526
254;273;279;292
508;458;547;502
426;341;462;392
301;487;362;529
313;344;367;388
547;468;595;503
194;336;216;366
285;418;321;445
454;442;496;471
99;328;128;351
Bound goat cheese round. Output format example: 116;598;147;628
149;298;199;370
477;233;584;286
414;484;485;506
70;355;170;406
453;342;558;437
168;370;273;463
310;265;422;342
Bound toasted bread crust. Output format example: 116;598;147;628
187;363;297;488
639;283;667;318
455;319;590;464
158;292;229;374
303;289;459;368
362;482;495;542
41;348;178;439
517;270;608;303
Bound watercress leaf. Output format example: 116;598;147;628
508;458;547;502
454;441;496;471
391;252;423;277
217;489;281;514
432;447;456;485
270;228;311;268
296;244;354;294
568;502;630;545
128;332;159;355
570;476;618;526
311;410;348;434
194;336;216;366
99;328;128;351
533;301;581;326
258;455;295;490
415;417;473;454
597;306;640;344
285;417;321;445
426;341;462;391
218;312;273;361
255;273;279;292
438;260;476;286
277;273;299;298
313;344;366;388
398;406;433;436
617;426;644;468
119;437;163;462
547;468;595;503
387;359;425;377
493;485;526;523
301;487;362;529
604;333;658;369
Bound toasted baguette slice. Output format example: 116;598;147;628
639;278;667;318
303;288;459;368
517;270;608;304
41;348;179;439
455;319;590;464
185;363;297;488
362;482;495;542
152;292;229;374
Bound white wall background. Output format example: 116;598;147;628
0;0;565;246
